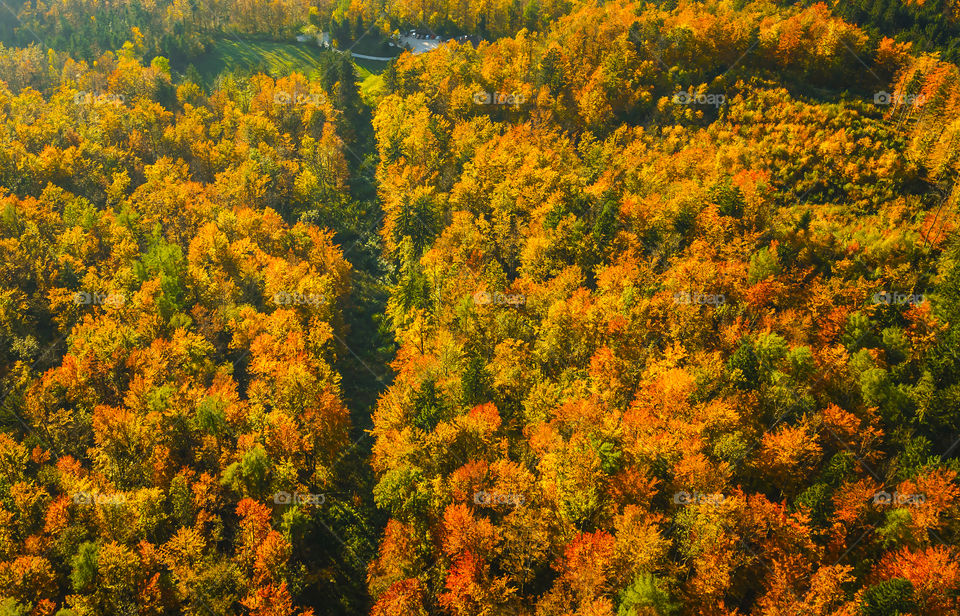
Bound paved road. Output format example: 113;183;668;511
346;52;397;60
325;34;465;61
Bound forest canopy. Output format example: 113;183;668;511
0;0;958;615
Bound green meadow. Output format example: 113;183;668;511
189;38;393;85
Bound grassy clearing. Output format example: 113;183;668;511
359;72;389;107
191;39;326;82
342;32;398;57
351;55;392;74
340;32;399;74
189;38;393;86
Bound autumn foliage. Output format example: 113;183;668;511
0;0;958;615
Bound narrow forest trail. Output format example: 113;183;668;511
315;80;395;613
